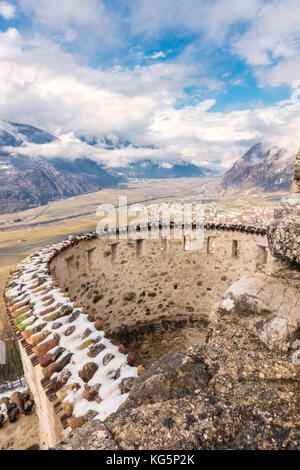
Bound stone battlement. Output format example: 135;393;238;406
3;215;299;449
3;223;272;447
3;146;300;451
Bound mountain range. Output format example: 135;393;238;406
221;143;294;194
109;159;207;179
0;122;118;214
0;121;295;215
0;121;211;214
79;135;209;178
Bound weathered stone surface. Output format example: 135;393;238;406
38;353;52;368
10;392;24;414
52;347;66;363
210;273;300;351
53;420;118;450
105;321;299;450
23;400;34;415
7;402;17;412
32;335;60;356
42;362;59;380
119;350;209;409
42;353;73;379
88;342;105;357
67;415;86;431
19;392;30;403
64;325;76;336
63;401;74;418
68;310;81;323
268;194;300;265
291;148;300;193
103;353;114;366
119;377;136;394
50;369;72;392
32;322;47;334
78;362;98;383
81;383;100;401
82;328;92;339
38;346;65;368
44;309;69;322
8;407;19;423
28;331;50;347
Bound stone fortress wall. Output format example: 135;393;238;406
18;336;66;448
51;151;300;451
3;150;299;451
50;225;274;366
4;213;299;452
3;223;274;449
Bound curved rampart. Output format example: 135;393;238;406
3;223;274;448
50;223;273;339
3;239;138;448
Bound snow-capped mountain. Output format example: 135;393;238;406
0;122;118;214
108;159;208;179
7;121;58;144
79;134;140;149
221;143;295;194
0;121;294;214
78;133;210;178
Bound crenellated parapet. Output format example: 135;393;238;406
1;223;278;448
3;235;139;448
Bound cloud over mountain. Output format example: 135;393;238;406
0;1;300;172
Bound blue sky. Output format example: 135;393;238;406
0;0;292;110
0;0;300;169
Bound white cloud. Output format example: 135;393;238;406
232;0;300;85
14;1;263;61
20;0;100;27
126;0;261;42
126;1;300;87
0;1;15;19
150;51;166;59
0;7;300;172
13;1;300;89
18;0;122;54
7;93;299;172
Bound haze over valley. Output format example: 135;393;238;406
0;121;295;215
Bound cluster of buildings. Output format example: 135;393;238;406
203;202;274;229
143;199;274;229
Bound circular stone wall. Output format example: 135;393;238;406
50;227;273;368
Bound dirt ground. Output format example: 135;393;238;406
0;410;40;450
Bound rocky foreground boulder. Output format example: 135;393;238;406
210;273;300;351
268;193;300;265
291;149;300;193
55;321;299;450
